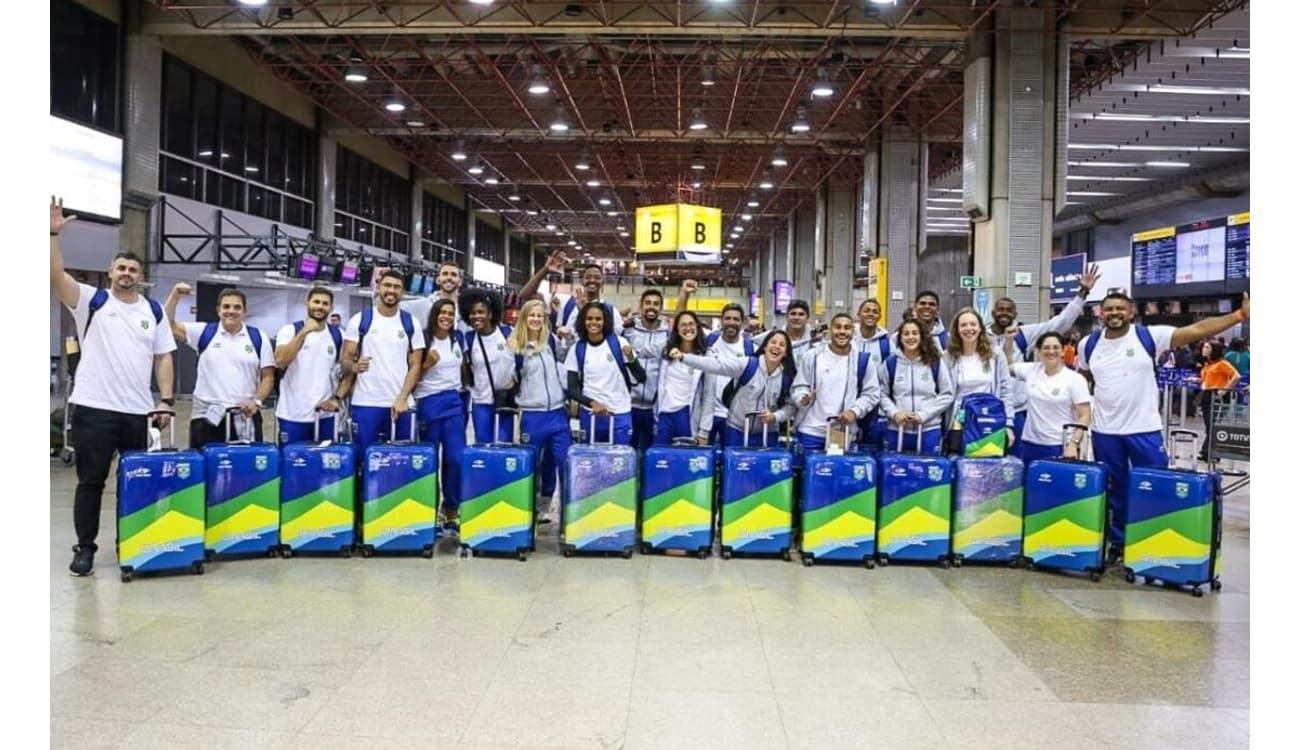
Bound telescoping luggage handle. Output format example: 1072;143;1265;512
146;409;177;452
742;410;771;449
1060;422;1092;462
493;406;521;446
312;408;342;443
586;411;616;445
223;406;257;445
671;437;699;448
894;421;927;454
1168;428;1200;471
382;412;420;446
825;417;854;454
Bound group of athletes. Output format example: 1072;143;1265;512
49;195;1251;577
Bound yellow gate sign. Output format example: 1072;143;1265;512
636;203;721;263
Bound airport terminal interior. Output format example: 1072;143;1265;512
50;1;1251;747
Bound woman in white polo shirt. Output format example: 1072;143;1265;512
1005;330;1092;463
165;284;275;449
564;301;646;445
415;298;468;528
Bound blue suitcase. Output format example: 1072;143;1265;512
640;439;715;558
279;413;356;557
877;426;952;566
361;414;438;557
460;410;536;560
1123;429;1223;597
800;447;878;567
951;455;1024;565
203;409;281;559
116;414;207;582
562;414;638;557
1021;424;1107;580
719;415;794;560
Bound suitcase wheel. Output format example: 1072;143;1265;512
1211;580;1223;592
1191;586;1204;598
60;448;75;465
940;557;951;569
621;547;634;560
120;569;133;583
877;556;889;567
204;550;214;562
191;561;205;576
340;546;353;559
721;549;732;560
562;547;574;558
951;556;963;569
267;547;279;559
864;558;876;570
1088;571;1102;583
781;549;792;562
360;545;374;559
458;547;470;559
422;545;434;559
1124;570;1136;584
280;548;294;559
696;548;709;560
801;554;814;567
516;550;527;562
639;542;653;555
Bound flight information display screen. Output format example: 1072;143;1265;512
1130;210;1250;298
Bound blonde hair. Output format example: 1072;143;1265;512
946;307;994;364
507;299;551;355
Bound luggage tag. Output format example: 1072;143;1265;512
204;404;226;427
826;425;848;456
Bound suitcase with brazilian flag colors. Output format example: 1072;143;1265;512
360;414;437;558
279;411;356;558
877;424;952;567
799;418;877;567
116;412;206;582
639;438;715;558
203;408;281;560
719;412;794;560
950;455;1023;566
1123;429;1223;597
562;414;638;558
1021;424;1106;581
459;409;535;561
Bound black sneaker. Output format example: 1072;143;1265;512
68;545;95;577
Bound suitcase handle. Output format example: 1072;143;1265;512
894;421;925;454
494;406;520;446
587;411;615;446
825;417;853;453
1060;422;1092;462
384;412;420;446
1169;428;1199;471
671;437;698;448
146;409;176;452
224;406;255;445
313;408;341;444
743;410;770;449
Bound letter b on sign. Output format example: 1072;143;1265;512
651;222;662;244
695;222;706;244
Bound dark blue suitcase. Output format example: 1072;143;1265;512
460;410;535;560
116;414;207;581
361;414;438;557
279;413;356;557
719;416;794;560
877;426;952;566
562;415;638;557
1022;425;1107;580
951;456;1024;565
203;409;281;559
1123;429;1223;597
640;440;715;557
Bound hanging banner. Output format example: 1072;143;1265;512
636;203;722;263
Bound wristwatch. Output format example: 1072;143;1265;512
161;397;175;407
252;398;264;409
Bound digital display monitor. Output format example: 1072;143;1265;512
407;273;425;294
295;252;321;281
50;115;123;221
1225;211;1250;293
421;277;435;296
339;261;360;285
773;280;794;314
318;260;338;283
1130;209;1250;298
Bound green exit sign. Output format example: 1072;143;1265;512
960;276;982;289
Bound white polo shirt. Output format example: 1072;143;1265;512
1077;325;1174;435
565;336;634;415
415;333;466;399
344;310;426;408
562;300;625;333
402;295;471;336
185;322;274;412
1010;363;1092;446
465;327;514;406
67;283;176;415
273;323;341;423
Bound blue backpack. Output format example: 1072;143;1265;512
1082;325;1156;368
358;307;416;354
884;355;942;400
721;357;794;409
958;392;1008;457
704;331;755;356
84;288;163;335
197;322;264;359
575;337;636;389
562;298;615;329
290;320;343;362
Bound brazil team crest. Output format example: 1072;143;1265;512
505;457;518;472
254;455;268;471
927;466;943;482
853;465;867;481
176;463;191;479
1175;482;1190;499
412;455;426;471
1074;473;1088;489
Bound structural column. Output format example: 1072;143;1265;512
121;1;163;260
315;112;339;243
875;131;927;328
824;186;858;318
409;169;425;261
965;9;1068;322
770;223;791;328
791;204;818;310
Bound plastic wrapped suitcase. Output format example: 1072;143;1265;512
1123;429;1224;597
459;409;535;560
116;412;206;582
203;409;281;560
951;455;1024;566
361;414;438;558
719;413;794;560
279;412;356;557
799;419;878;567
562;414;638;558
1021;424;1107;581
639;438;715;558
877;425;953;567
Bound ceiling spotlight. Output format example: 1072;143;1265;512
701;65;716;87
770;148;789;168
575;151;592;171
574;244;583;251
689;109;709;131
467;162;485;176
691;181;702;189
811;70;834;98
451;141;468;161
598;197;612;206
406;120;425;128
526;209;539;215
618;231;630;238
606;210;619;217
484;175;499;185
741;213;753;221
747;199;760;207
344;63;367;83
759;178;775;190
691;158;707;171
550;108;570;132
616;225;626;231
567;240;578;247
790;107;811;133
586;179;600;187
508;193;522;201
236;0;269;6
527;66;550;95
384;98;406;113
468;0;496;5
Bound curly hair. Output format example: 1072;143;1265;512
576;300;614;343
896;319;942;368
946;307;995;365
425;298;457;348
458;287;502;328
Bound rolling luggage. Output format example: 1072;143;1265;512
1123;429;1224;597
116;411;206;582
951;454;1024;565
360;414;438;558
877;425;952;566
719;412;794;560
203;408;281;559
279;411;356;557
640;437;715;558
561;414;638;558
799;419;878;567
1021;424;1107;581
459;409;535;560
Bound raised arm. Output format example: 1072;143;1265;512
680;352;750;378
162;283;192;343
1171;293;1249;350
49;196;80;308
518;252;568;301
676;279;699;318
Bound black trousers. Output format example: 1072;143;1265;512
189;412;265;451
70;405;149;551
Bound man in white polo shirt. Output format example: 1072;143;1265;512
1078;290;1250;563
164;284;275;449
273;286;355;445
49;196;178;577
340;270;425;455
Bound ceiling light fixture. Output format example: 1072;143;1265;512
344;64;367;83
741;214;753;221
467;162;485;176
701;65;716;87
598;197;612;206
1145;161;1192;167
586;179;600;187
451;141;468;161
575;151;592;171
790;107;811;133
759;178;775;190
770;147;789;167
384;98;406;113
508;193;522;201
689;109;709;131
810;70;834;98
550;107;570;132
484;175;499;185
406;120;425;128
747;199;760;208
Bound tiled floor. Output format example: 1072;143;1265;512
50;412;1250;749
